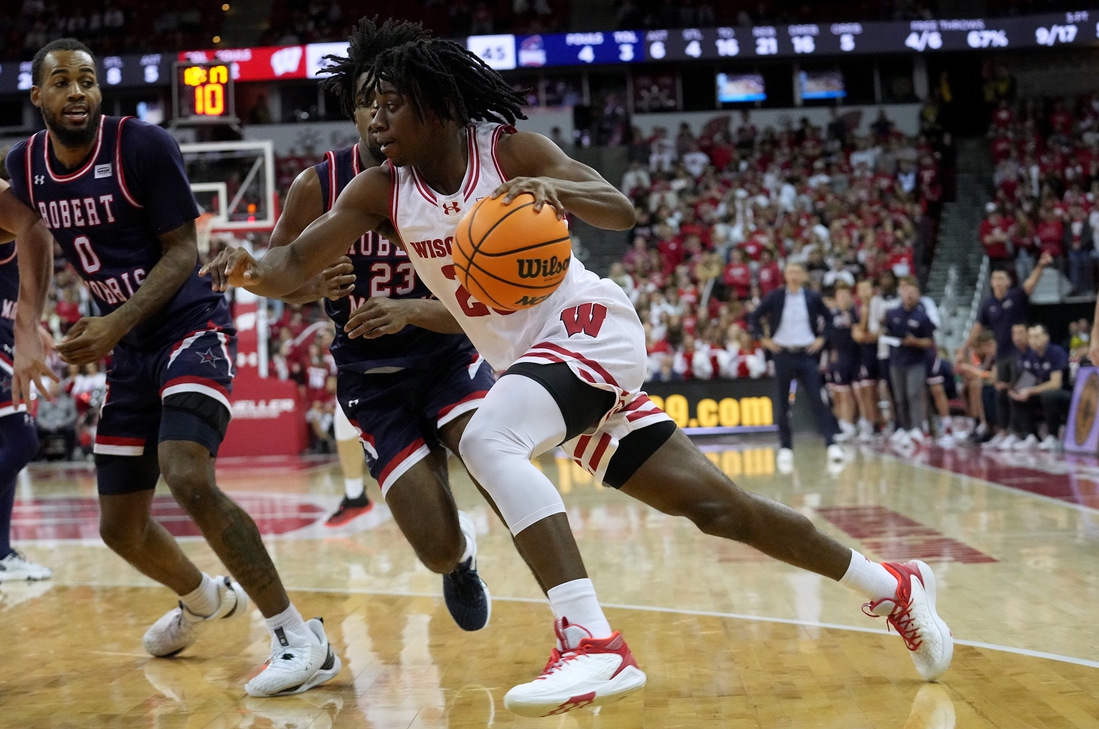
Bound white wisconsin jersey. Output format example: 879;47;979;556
389;122;603;370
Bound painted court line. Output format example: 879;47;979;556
38;580;1099;671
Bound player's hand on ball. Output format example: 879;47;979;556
56;316;125;366
345;298;411;339
200;247;263;291
320;257;356;301
491;178;565;220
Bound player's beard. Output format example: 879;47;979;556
42;104;103;150
366;142;387;166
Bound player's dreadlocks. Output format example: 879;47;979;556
369;38;528;126
320;17;430;120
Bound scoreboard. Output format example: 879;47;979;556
466;10;1099;69
173;62;236;124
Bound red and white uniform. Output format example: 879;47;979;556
389;122;670;482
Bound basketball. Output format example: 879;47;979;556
452;193;572;311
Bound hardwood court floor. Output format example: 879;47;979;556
3;439;1098;728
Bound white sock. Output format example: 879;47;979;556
180;573;221;618
546;578;612;640
458;514;475;564
344;477;365;500
264;603;313;647
838;550;898;600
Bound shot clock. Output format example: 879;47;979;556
173;62;236;124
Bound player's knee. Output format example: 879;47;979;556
413;537;464;574
159;448;216;511
99;513;147;556
687;496;754;543
459;415;528;478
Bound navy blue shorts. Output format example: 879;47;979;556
857;346;880;384
829;356;859;388
924;349;945;386
338;350;495;495
939;359;958;399
95;325;236;459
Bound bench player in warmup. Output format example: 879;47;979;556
266;18;501;629
8;39;338;697
204;37;954;716
0;180;56;583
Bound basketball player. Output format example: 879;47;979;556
266;18;496;630
826;282;860;441
7;39;338;697
204;37;953;716
851;277;881;440
0;180;55;582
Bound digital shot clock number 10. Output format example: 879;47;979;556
173;62;236;124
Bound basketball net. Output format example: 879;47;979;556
196;212;218;255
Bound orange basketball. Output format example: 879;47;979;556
452;193;572;311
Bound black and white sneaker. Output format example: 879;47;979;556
0;550;53;582
442;511;491;631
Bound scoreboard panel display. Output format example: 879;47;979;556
515;31;645;67
462;10;1099;69
174;62;236;123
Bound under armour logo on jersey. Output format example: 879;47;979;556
196;348;222;368
34;175;44;185
560;303;608;338
442;202;462;215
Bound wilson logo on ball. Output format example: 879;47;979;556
453;193;572;311
517;256;570;279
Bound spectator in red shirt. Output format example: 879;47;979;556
656;226;685;269
1035;207;1065;258
722;248;752;301
54;286;83;334
756;248;783;296
979;204;1013;261
303;343;333;406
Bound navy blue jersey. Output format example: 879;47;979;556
0;241;15;339
978;287;1028;356
313;144;470;372
828;305;858;360
885;303;937;367
1021;344;1069;386
5;116;229;351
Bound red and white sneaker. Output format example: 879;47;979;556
503;619;647;717
863;560;953;681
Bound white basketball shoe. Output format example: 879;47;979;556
503;619;646;717
862;560;953;681
143;576;249;657
245;618;341;697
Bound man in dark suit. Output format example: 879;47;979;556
749;261;842;469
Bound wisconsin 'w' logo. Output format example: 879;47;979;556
560;303;607;338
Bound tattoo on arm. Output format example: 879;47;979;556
112;219;200;331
